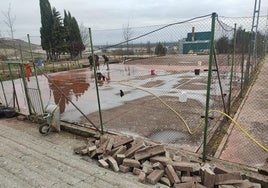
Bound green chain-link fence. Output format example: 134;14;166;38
0;13;267;167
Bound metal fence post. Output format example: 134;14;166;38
202;12;216;162
0;77;8;106
240;29;246;97
88;28;104;134
27;34;45;114
227;24;237;115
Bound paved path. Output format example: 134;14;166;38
219;58;268;169
0;118;154;188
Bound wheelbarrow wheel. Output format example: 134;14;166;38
39;123;50;135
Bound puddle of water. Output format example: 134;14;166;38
148;130;189;143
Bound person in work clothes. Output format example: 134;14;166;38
88;55;93;70
94;54;100;70
102;54;110;70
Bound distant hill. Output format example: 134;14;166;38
0;38;40;50
0;38;45;60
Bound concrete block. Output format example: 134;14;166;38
138;171;146;183
165;164;181;184
150;156;173;167
124;140;145;158
159;177;171;187
200;163;215;188
98;159;109;169
115;154;125;165
113;136;134;148
146;169;164;185
215;172;241;185
122;158;140;168
119;165;131;173
152;162;165;170
107;156;119;172
133;167;142;175
134;145;165;161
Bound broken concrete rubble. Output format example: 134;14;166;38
74;134;264;187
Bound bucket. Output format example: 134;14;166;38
151;69;155;75
194;69;200;75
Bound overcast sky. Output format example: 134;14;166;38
0;0;267;43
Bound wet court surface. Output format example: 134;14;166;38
1;58;267;169
2;63;215;153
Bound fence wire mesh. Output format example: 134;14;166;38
212;16;268;167
0;13;267;168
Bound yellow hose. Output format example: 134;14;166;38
112;81;268;152
210;110;268;152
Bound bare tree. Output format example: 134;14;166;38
122;22;133;56
2;3;16;39
79;23;90;48
2;4;17;60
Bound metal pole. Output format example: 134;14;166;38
88;28;104;134
227;24;237;115
265;11;268;54
240;29;246;97
202;12;216;162
27;34;45;114
19;44;32;114
0;76;8;106
213;49;227;114
19;63;32;114
7;63;20;110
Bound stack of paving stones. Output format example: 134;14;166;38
74;134;261;188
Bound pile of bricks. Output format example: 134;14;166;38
74;134;261;188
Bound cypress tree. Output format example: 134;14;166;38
63;11;85;59
40;0;84;60
39;0;53;60
51;7;65;60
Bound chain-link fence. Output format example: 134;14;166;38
0;13;267;167
211;15;268;168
